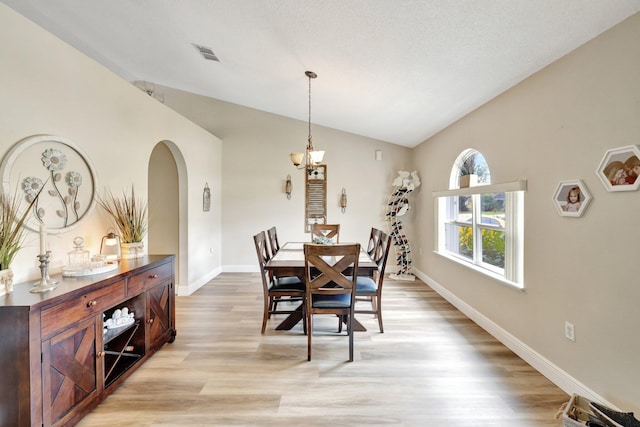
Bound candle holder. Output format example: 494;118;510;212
30;252;57;293
44;251;58;285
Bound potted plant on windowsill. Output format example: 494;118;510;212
0;188;40;295
457;154;477;188
97;186;148;259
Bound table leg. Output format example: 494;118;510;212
340;315;366;332
352;318;367;332
275;304;304;330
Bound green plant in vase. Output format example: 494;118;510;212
97;186;148;259
0;186;41;293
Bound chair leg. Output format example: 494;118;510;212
302;300;308;335
374;296;384;333
267;296;275;319
377;308;384;333
261;299;269;334
307;312;313;361
348;314;354;362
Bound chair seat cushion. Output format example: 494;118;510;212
270;276;305;292
312;293;351;308
354;276;377;293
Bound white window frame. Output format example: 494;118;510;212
433;180;526;288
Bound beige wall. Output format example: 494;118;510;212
411;13;640;413
0;4;222;291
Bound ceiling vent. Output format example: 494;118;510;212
193;43;220;62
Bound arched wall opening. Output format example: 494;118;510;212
148;140;187;291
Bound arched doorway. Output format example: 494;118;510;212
148;141;186;292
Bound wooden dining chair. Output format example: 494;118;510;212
309;223;340;243
304;242;360;361
355;230;392;333
253;231;306;334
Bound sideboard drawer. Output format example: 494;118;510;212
127;262;172;295
41;280;125;338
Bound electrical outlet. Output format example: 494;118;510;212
565;321;575;342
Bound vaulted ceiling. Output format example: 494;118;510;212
4;1;639;147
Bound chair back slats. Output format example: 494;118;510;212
253;231;271;292
374;231;392;279
366;227;384;257
309;223;340;243
267;226;280;255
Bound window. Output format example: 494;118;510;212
434;150;525;288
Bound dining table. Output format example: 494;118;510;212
264;241;378;332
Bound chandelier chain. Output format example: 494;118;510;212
290;70;322;172
307;72;313;150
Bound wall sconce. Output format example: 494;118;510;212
340;188;347;213
100;228;121;261
285;174;292;199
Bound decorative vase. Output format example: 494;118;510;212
121;242;145;259
0;268;14;295
460;174;478;188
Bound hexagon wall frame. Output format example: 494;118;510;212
595;145;640;192
553;179;592;217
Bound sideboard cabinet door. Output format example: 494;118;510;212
42;316;99;427
147;281;173;351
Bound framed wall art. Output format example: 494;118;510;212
305;164;327;232
0;134;97;233
552;179;592;217
595;145;640;192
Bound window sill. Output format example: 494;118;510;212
433;250;525;292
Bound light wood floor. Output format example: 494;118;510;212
78;273;569;427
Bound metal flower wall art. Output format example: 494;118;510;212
23;148;85;227
0;135;96;232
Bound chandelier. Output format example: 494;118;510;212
290;71;325;172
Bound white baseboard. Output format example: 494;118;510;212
223;265;259;273
412;268;614;407
177;266;223;296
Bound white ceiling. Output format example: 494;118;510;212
3;1;640;147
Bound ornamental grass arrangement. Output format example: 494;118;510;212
0;188;40;271
97;186;148;244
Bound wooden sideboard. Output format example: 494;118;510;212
0;255;176;427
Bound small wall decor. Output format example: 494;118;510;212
595;145;640;192
340;188;347;213
0;135;97;232
203;183;211;212
552;180;592;217
285;175;292;199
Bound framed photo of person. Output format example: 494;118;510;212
552;179;592;217
595;145;640;192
